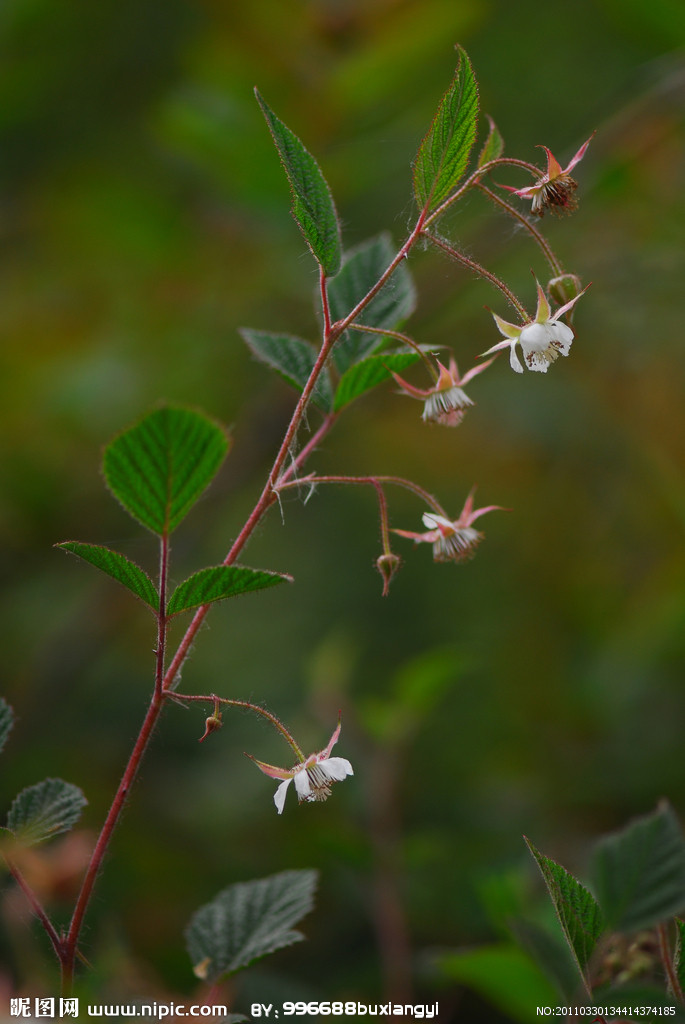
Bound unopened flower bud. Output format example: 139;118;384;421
376;552;401;596
199;714;223;743
547;273;582;311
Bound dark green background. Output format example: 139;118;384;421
1;0;685;1018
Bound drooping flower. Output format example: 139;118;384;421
482;279;587;374
390;356;494;427
247;717;353;814
393;490;505;563
502;135;594;216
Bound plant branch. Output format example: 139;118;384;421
423;156;542;226
476;182;563;276
62;532;171;993
168;692;306;761
275;473;448;518
4;855;62;960
422;230;528;319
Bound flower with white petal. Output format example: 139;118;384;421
393;490;505;563
247;717;353;814
390;356;494;427
502;135;594;216
482;279;587;374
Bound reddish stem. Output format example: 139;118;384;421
4;856;62;959
276;472;447;519
57;217;431;984
61;533;170;993
476;181;563;276
422;230;528;319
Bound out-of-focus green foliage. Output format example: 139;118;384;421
2;0;685;1018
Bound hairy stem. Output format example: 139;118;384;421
276;473;448;518
61;533;170;993
170;693;306;761
476;182;563;276
423;156;542;226
163;214;429;692
422;231;528;319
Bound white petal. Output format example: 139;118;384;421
547;320;574;355
293;767;312;801
319;756;354;781
274;779;292;814
422;513;454;531
509;344;524;373
519;322;552;352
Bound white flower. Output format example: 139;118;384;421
482;279;587;374
247;718;353;814
393;490;506;563
391;356;494;427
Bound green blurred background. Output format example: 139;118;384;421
2;0;685;1018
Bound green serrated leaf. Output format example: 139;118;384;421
7;779;87;846
167;565;292;616
327;234;416;375
525;837;604;991
478;114;504;167
239;329;333;411
592;801;685;933
333;351;420;412
103;406;230;537
255;90;341;277
412;47;479;215
185;869;317;984
0;698;14;756
57;542;158;609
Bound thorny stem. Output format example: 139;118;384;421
170;693;306;762
658;921;684;1004
422;230;528;320
476;182;563;276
